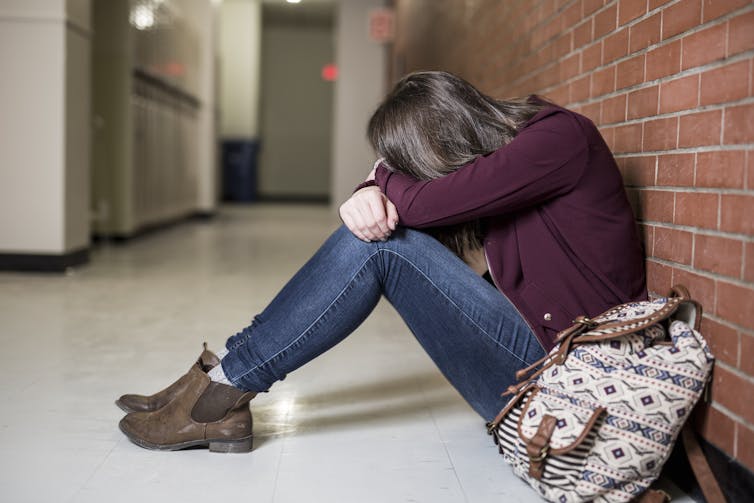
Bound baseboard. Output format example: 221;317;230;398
192;210;216;221
664;432;754;502
0;247;89;272
245;195;330;204
93;211;215;243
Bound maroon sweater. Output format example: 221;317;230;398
374;103;647;351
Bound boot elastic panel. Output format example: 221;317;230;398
191;382;256;423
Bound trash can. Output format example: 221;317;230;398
222;140;260;202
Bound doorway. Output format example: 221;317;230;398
258;1;335;202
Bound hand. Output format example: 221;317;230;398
339;186;399;242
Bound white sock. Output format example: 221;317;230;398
208;348;232;385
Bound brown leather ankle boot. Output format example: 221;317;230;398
116;343;221;413
119;363;256;453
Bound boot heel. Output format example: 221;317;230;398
209;435;253;453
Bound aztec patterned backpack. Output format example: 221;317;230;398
487;286;725;503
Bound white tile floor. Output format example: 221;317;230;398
0;205;691;503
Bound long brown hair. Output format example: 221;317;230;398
367;71;545;257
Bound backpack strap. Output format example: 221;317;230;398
682;424;727;503
636;489;670;503
566;284;698;344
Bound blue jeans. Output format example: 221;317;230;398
221;225;545;421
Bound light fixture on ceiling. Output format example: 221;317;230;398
130;4;155;30
286;0;302;4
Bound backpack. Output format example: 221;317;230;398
487;286;719;502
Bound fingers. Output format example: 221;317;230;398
339;187;398;242
366;196;391;236
385;200;399;231
339;206;368;242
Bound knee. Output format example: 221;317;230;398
332;225;439;258
323;225;380;259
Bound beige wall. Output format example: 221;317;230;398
331;0;387;208
0;0;91;254
90;0;133;234
65;19;91;249
220;0;262;139
194;0;221;212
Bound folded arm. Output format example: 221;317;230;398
374;111;588;228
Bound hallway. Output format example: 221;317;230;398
1;205;544;502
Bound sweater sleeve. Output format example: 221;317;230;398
374;109;589;228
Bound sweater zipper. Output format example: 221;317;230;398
484;247;536;336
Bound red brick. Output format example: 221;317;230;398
640;188;675;221
711;366;754;423
600;125;616;150
617;54;645;89
644;116;678;151
721;194;754;235
581;101;601;123
741;333;754;374
602;94;627;124
554;32;573;60
629;13;661;53
538;0;558;22
621;155;656;185
746;243;754;283
562;1;583;30
619;0;647;25
614;122;643;153
638;223;654;252
682;23;726;70
559;53;581;81
570;75;591;102
590;65;616;96
657;153;694;186
724;104;754;145
529;25;547;48
717;280;754;331
594;4;617;39
582;42;602;72
700;317;739;367
701;60;751;106
696;150;746;189
659;74;699;113
679;109;722;148
748;151;753;190
728;10;754;57
603;28;628;63
547;85;570;106
695;404;736;455
646;259;672;294
703;0;751;23
543;17;570;47
654;226;693;264
674;191;719;229
573;18;594;47
625;186;641;215
694;234;744;278
649;0;673;7
738;422;754;473
672;268;716;312
583;0;607;17
627;85;659;119
662;0;702;39
646;40;681;81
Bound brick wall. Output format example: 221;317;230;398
392;0;754;472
